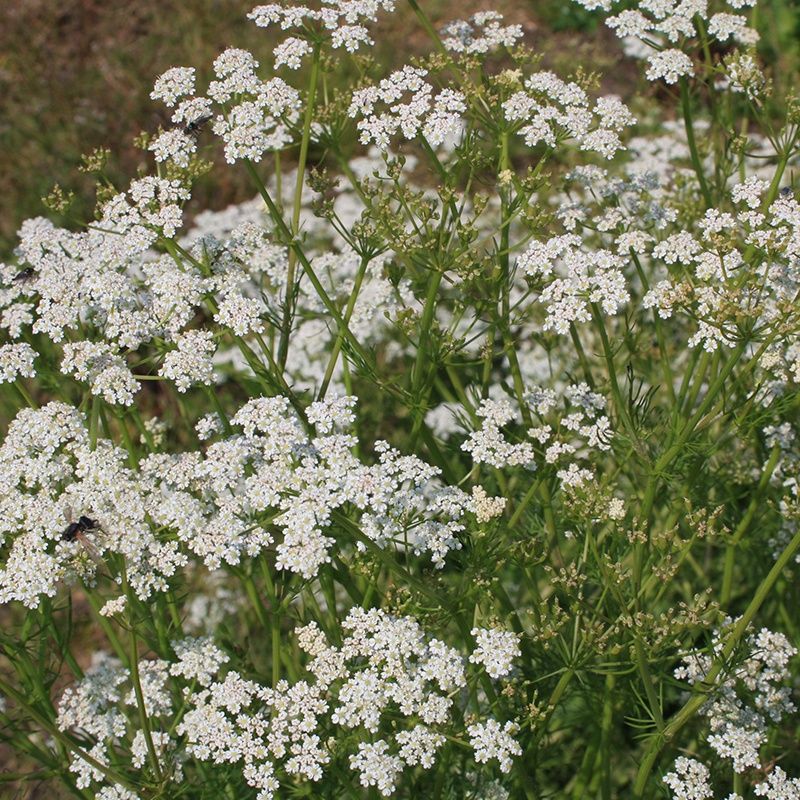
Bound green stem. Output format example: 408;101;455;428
14;379;37;409
0;676;139;793
679;77;712;208
244;160;372;370
405;0;450;58
272;613;281;688
720;443;781;606
633;524;800;795
318;254;370;400
631;251;675;404
634;636;664;731
278;43;322;370
128;623;164;782
600;673;615;800
591;304;638;444
409;267;444;444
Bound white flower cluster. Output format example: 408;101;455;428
0;403;187;608
467;719;523;774
61;341;140;406
724;51;766;98
518;233;630;334
349;66;466;149
150;52;301;165
503;71;635;159
149;128;197;168
469;627;521;679
645;49;694;84
461;397;536;469
56;640;225;790
461;385;612;491
1;146;426;403
150;66;196;106
663;757;713;800
664;755;800;799
440;11;524;54
104;177;189;243
674;623;797;774
176;608;520;797
470;485;507;523
0;392;485;606
0;342;36;383
557;133;684;235
755;767;800;799
191;393;481;574
211;73;300;163
159;329;217;391
571;0;759;84
248;1;397;66
643;184;800;353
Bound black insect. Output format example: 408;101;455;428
182;113;213;138
779;186;794;199
62;515;99;542
12;267;36;284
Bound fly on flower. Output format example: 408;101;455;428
182;112;213;138
12;267;36;285
61;508;104;564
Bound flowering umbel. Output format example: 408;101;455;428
1;0;800;798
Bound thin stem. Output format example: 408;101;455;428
633;524;800;795
405;0;450;58
634;635;664;731
0;675;139;793
720;443;781;606
318;254;370;400
278;43;322;370
128;623;164;783
679;77;712;208
244;160;373;371
14;379;37;409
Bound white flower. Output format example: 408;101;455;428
754;767;800;798
663;757;713;800
61;342;140;406
470;486;507;523
467;719;522;773
469;628;521;679
274;37;313;69
212;78;299;163
732;176;768;209
99;596;127;617
395;725;445;768
151;67;196;106
332;24;373;52
349;740;403;796
159;330;216;392
441;12;523;54
349;66;466;149
607;10;651;38
170;637;229;687
149;129;197;168
307;395;357;434
0;343;36;383
708;13;758;45
646;49;694;84
215;291;265;336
